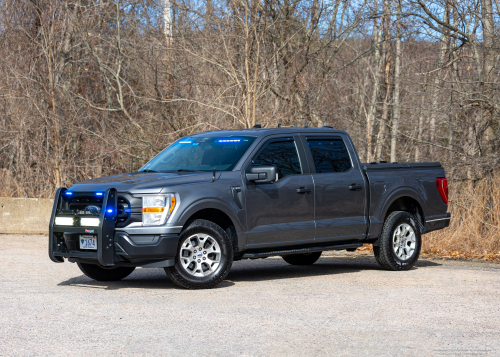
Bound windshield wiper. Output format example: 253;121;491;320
174;169;197;172
141;169;158;173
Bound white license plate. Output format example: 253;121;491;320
80;235;97;250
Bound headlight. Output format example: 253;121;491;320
142;194;176;226
55;217;74;226
80;217;100;227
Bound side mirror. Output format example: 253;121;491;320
246;166;277;184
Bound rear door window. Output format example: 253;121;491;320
252;138;302;179
306;138;352;173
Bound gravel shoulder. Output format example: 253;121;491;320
1;235;499;357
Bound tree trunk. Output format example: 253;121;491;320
376;56;391;161
390;0;402;162
366;3;383;162
415;75;429;161
428;2;449;159
374;0;391;161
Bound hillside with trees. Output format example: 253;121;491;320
0;0;498;256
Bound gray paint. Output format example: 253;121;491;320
53;127;450;265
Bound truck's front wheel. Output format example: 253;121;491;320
165;219;233;289
374;211;422;271
77;263;135;281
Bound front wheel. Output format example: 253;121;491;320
165;219;233;289
282;251;322;265
374;211;421;271
77;263;135;281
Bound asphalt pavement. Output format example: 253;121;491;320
1;235;499;356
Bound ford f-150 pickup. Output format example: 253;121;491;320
49;126;451;289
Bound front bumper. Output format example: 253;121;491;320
49;187;180;267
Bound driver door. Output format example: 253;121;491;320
243;136;315;248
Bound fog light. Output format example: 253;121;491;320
55;217;74;226
81;217;100;227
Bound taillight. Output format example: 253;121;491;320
436;178;448;204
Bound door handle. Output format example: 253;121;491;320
349;184;363;191
296;187;312;194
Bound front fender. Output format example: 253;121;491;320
175;198;245;233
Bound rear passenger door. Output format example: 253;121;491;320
243;136;315;248
300;135;367;242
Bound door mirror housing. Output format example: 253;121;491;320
246;166;277;184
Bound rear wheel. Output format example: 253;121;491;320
77;263;135;281
165;219;233;289
282;251;322;265
374;211;421;271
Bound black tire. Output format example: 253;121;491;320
165;219;233;289
77;263;135;281
373;211;422;271
282;251;322;265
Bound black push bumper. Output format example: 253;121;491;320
49;187;179;267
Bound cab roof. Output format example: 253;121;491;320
189;126;347;138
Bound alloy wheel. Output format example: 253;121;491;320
179;233;221;277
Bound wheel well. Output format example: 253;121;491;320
385;196;424;227
183;208;238;251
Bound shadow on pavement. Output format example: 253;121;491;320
57;273;235;290
415;260;442;267
227;256;377;282
56;255;442;289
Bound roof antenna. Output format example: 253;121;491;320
212;167;216;182
305;122;308;128
278;123;281;128
294;123;297;127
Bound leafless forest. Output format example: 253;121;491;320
0;0;499;254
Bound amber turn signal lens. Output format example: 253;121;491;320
169;196;176;213
142;207;165;213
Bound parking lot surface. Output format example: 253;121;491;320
1;235;499;356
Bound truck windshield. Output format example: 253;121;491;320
140;136;256;172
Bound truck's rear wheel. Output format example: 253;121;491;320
374;211;421;271
77;263;135;281
165;219;233;289
282;251;322;265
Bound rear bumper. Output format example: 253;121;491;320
424;212;451;233
49;187;180;268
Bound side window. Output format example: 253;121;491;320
307;138;352;173
252;139;301;179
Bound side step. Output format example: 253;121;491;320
241;242;363;259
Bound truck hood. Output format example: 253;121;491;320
69;171;211;194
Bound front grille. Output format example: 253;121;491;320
56;192;142;227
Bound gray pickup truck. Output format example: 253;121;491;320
49;126;451;289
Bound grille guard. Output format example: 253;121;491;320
48;187;118;266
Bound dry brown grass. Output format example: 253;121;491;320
422;176;500;260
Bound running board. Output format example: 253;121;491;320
241;242;363;259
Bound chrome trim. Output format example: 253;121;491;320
426;217;450;223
